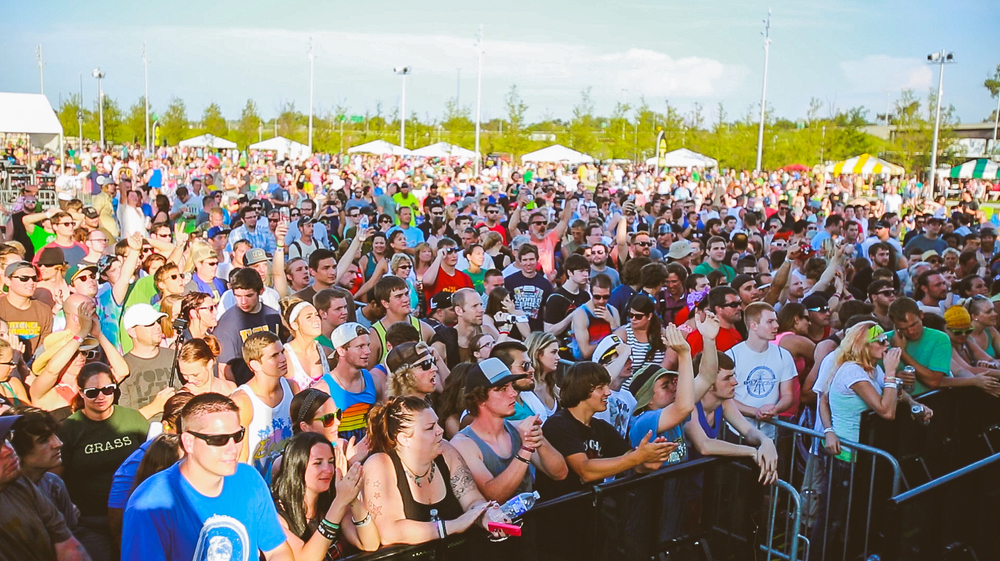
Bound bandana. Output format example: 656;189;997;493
686;287;710;311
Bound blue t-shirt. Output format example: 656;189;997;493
629;409;690;466
123;462;285;561
108;439;153;509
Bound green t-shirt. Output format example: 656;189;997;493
119;276;159;355
466;268;487;294
27;224;56;252
316;334;333;349
693;261;736;283
57;405;149;517
884;327;952;396
392;193;421;225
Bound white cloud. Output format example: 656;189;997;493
839;55;934;93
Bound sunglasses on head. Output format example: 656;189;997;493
313;410;343;427
187;427;247;447
82;384;116;399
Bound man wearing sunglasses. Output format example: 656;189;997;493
867;279;897;332
508;195;576;279
0;415;93;561
422;238;474;303
569;274;620;361
32;211;88;269
185;245;227;301
121;304;181;421
0;260;52;357
123;393;293;561
483;203;509;245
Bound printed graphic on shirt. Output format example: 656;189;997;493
603;396;630;439
251;419;292;465
512;285;545;319
744;365;777;399
8;321;41;339
239;324;276;343
584;438;603;459
339;402;371;437
192;514;250;561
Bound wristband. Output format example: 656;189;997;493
436;519;447;539
823;427;835;434
72;335;84;344
884;381;898;389
352;512;372;527
317;519;340;540
514;454;531;465
521;445;535;454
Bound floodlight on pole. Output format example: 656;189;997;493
754;9;771;172
92;67;106;149
474;25;484;175
925;50;956;197
36;44;45;95
142;43;150;153
394;66;411;149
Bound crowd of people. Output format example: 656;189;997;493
1;141;999;561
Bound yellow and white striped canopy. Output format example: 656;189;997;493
828;153;904;176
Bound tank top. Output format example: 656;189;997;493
623;325;666;385
286;341;332;390
363;252;379;280
458;423;531;496
0;380;21;406
371;316;422;364
234;377;294;477
388;449;464;522
321;370;377;443
569;306;612;360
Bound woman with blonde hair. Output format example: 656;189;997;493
967;295;1000;360
177;337;237;395
362;396;509;546
157;293;184;347
389;253;420;312
526;331;560;417
281;297;334;389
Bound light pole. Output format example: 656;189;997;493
142;43;150;152
926;50;956;197
474;25;484;174
92;67;106;149
78;74;84;154
308;38;315;153
36;45;45;95
755;9;772;172
992;90;999;155
393;66;411;148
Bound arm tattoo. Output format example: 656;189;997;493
366;500;383;519
450;463;477;502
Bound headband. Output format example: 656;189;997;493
288;301;311;327
867;324;886;343
296;391;322;425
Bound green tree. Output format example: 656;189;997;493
56;94;89;146
497;85;529;158
277;101;305;143
100;97;125;145
440;97;474;149
568;88;599;155
161;97;191;145
235;99;262;148
200;103;228;138
124;96;151;145
985;63;1000;123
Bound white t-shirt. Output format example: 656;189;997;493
593;389;637;440
829;362;885;444
726;341;796;437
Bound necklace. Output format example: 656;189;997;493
400;457;436;488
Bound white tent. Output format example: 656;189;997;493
410;142;478;160
521;144;594;164
347;139;411;156
178;134;237;149
645;148;718;169
249;136;310;160
0;92;63;149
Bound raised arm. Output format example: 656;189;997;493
272;222;289;297
114;234;143;305
337;227;371;284
656;325;696;433
422;247;447;287
693;312;721;400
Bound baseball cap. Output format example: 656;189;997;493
629;364;678;411
192;245;218;264
57;192;72;202
385;342;433;376
207;226;230;239
593;334;626;366
428;292;454;312
921;250;940;262
64;264;98;285
298;217;314;228
97;254;118;275
243;248;268;266
464;357;526;392
330;322;368;350
36;247;66;267
82;207;99;219
731;274;754;292
802;293;830;311
4;260;34;277
874;220;891;230
123;303;167;330
0;415;21;445
96;175;114;186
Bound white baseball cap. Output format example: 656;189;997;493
123;303;167;330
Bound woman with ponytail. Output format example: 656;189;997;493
177;336;237;395
362;395;510;545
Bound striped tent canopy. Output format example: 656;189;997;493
827;153;904;176
947;159;999;180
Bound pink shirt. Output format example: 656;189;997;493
534;229;560;276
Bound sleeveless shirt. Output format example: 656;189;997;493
372;316;422;363
286;341;332;390
321;369;377;443
234;377;293;478
458;422;531;496
387;449;464;522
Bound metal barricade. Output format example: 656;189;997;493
751;418;905;561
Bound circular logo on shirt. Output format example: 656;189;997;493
745;366;777;399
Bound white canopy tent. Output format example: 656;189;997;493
410;142;478;160
249;136;310;160
178;134;237;149
0;92;64;169
347;139;411;156
521;144;594;164
645;148;718;169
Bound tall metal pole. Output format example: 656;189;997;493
78;74;84;154
36;45;45;95
474;25;484;174
142;43;150;152
926;50;955;197
754;9;771;172
400;74;406;148
992;93;999;154
93;68;106;149
308;38;315;153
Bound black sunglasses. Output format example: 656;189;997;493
807;306;831;313
720;301;742;309
629;311;648;320
82;384;116;399
11;275;37;282
187;427;247;447
313;410;343;427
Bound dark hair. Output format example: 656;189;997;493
230;266;264;293
367;396;432;453
290;389;331;434
776;302;807;333
485;286;511;317
564;254;589;273
271;432;336;540
621;257;652;286
436;363;472;429
640;262;668;290
6;407;60;458
133;434;181;492
161;391;195;432
489;340;528;370
385;321;420;347
627;293;665;359
371;276;409;320
559;362;611;409
590;273;613;291
665;263;688;284
180;292;212;323
685;273;706;292
72;362;116;412
888;296;921;324
308;249;336;272
707;286;738;313
838;300;874;326
955;275;983;298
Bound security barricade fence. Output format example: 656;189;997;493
343;455;803;561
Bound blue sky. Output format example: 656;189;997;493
2;0;999;125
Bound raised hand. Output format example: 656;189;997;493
696;311;721;340
663;324;691;355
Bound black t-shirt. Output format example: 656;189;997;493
537;408;630;498
503;271;554;332
215;304;283;386
543;286;590;336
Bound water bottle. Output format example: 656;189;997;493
500;491;540;518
